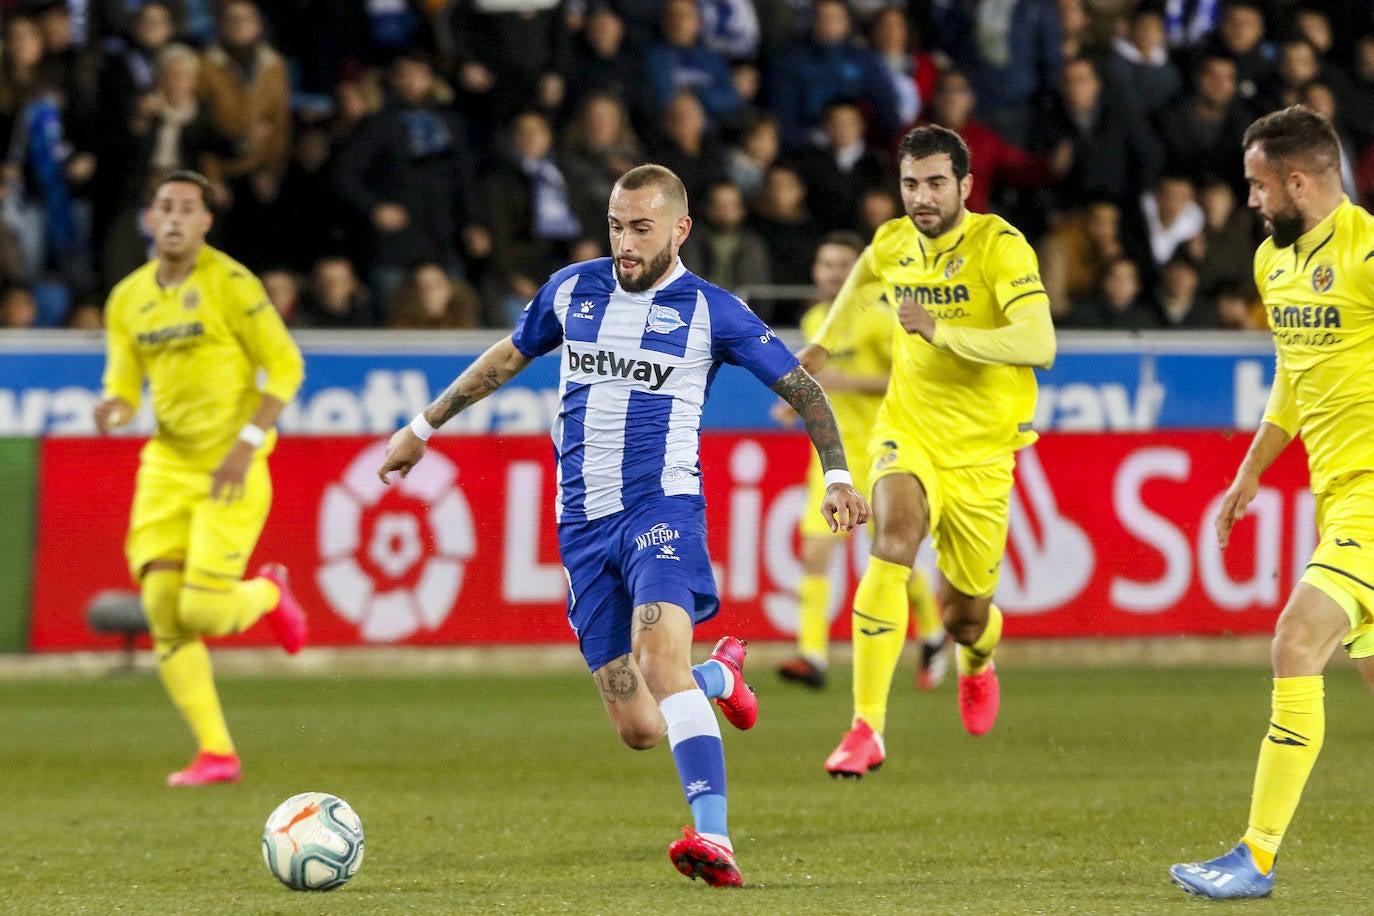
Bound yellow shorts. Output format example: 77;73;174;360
1298;471;1374;658
126;457;273;583
868;426;1015;598
799;435;874;538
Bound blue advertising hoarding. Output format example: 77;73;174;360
0;330;1276;436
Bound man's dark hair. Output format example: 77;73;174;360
1242;104;1341;178
897;125;971;180
152;169;214;208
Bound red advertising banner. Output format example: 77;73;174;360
31;432;1313;652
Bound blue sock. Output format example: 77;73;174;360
691;659;728;698
660;689;729;842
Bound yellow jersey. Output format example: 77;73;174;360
102;245;305;470
813;211;1055;468
1257;198;1374;494
799;298;892;449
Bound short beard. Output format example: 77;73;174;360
614;243;675;293
1268;213;1304;249
908;207;959;239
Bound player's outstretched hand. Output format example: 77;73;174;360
822;483;871;533
210;441;252;503
93;396;134;434
378;427;427;484
1215;472;1259;549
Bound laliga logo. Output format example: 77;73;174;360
996;446;1094;611
315;442;476;641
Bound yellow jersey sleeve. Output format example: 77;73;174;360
224;268;305;405
931;230;1055;368
1260;351;1300;437
101;275;148;410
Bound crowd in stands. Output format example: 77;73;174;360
1;0;1372;331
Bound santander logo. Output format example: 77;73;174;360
315;442;476;641
997;446;1094;612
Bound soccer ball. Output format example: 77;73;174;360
262;792;365;891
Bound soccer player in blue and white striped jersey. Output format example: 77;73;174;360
379;164;870;887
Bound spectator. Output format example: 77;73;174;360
1186;179;1257;297
1154;53;1251;196
261;267;305;327
97;1;178;143
1162;0;1220;52
931;0;1062;145
767;0;901;151
678;179;772;313
1154;253;1216;328
2;13;96;295
108;44;231;211
1214;278;1264;330
1107;6;1183;119
63;296;105;330
388;262;482;329
332;53;481;313
1140;174;1204;268
478;110;589;326
445;0;570;139
1199;0;1272;107
646;92;730;208
1038;199;1125;322
746;161;820;323
921;68;1068;216
868;8;938;129
726;112;780;199
1264;38;1322;111
644;0;743;133
1030;55;1160;215
698;0;761;64
1342;34;1374;154
563;7;648;132
795;101;887;232
561;93;643;249
197;0;291;267
857;185;901;236
1062;254;1160;329
0;286;38;329
301;255;372;327
1298;81;1357;198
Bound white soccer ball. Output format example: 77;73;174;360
262;792;365;891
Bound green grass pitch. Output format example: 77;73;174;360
2;658;1371;914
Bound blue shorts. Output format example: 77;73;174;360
558;495;721;671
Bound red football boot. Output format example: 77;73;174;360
167;751;241;786
669;827;742;887
257;563;307;655
707;637;757;730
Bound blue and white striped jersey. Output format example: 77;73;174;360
512;257;799;522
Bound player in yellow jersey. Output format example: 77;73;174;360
1170;106;1374;898
775;231;948;691
799;125;1055;776
93;170;307;786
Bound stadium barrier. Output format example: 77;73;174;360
27;430;1309;652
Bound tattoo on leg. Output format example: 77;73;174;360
635;602;663;631
598;656;638;702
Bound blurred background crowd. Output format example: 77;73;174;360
0;0;1370;332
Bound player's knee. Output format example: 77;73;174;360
177;586;237;636
617;719;666;750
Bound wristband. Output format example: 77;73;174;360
824;469;854;488
409;413;437;441
238;424;267;448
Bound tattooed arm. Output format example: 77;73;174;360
378;336;532;483
771;366;872;532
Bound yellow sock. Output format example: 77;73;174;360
178;576;279;636
957;604;1003;676
143;567;234;755
797;573;831;664
852;557;912;735
907;567;942;643
1243;676;1325;874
